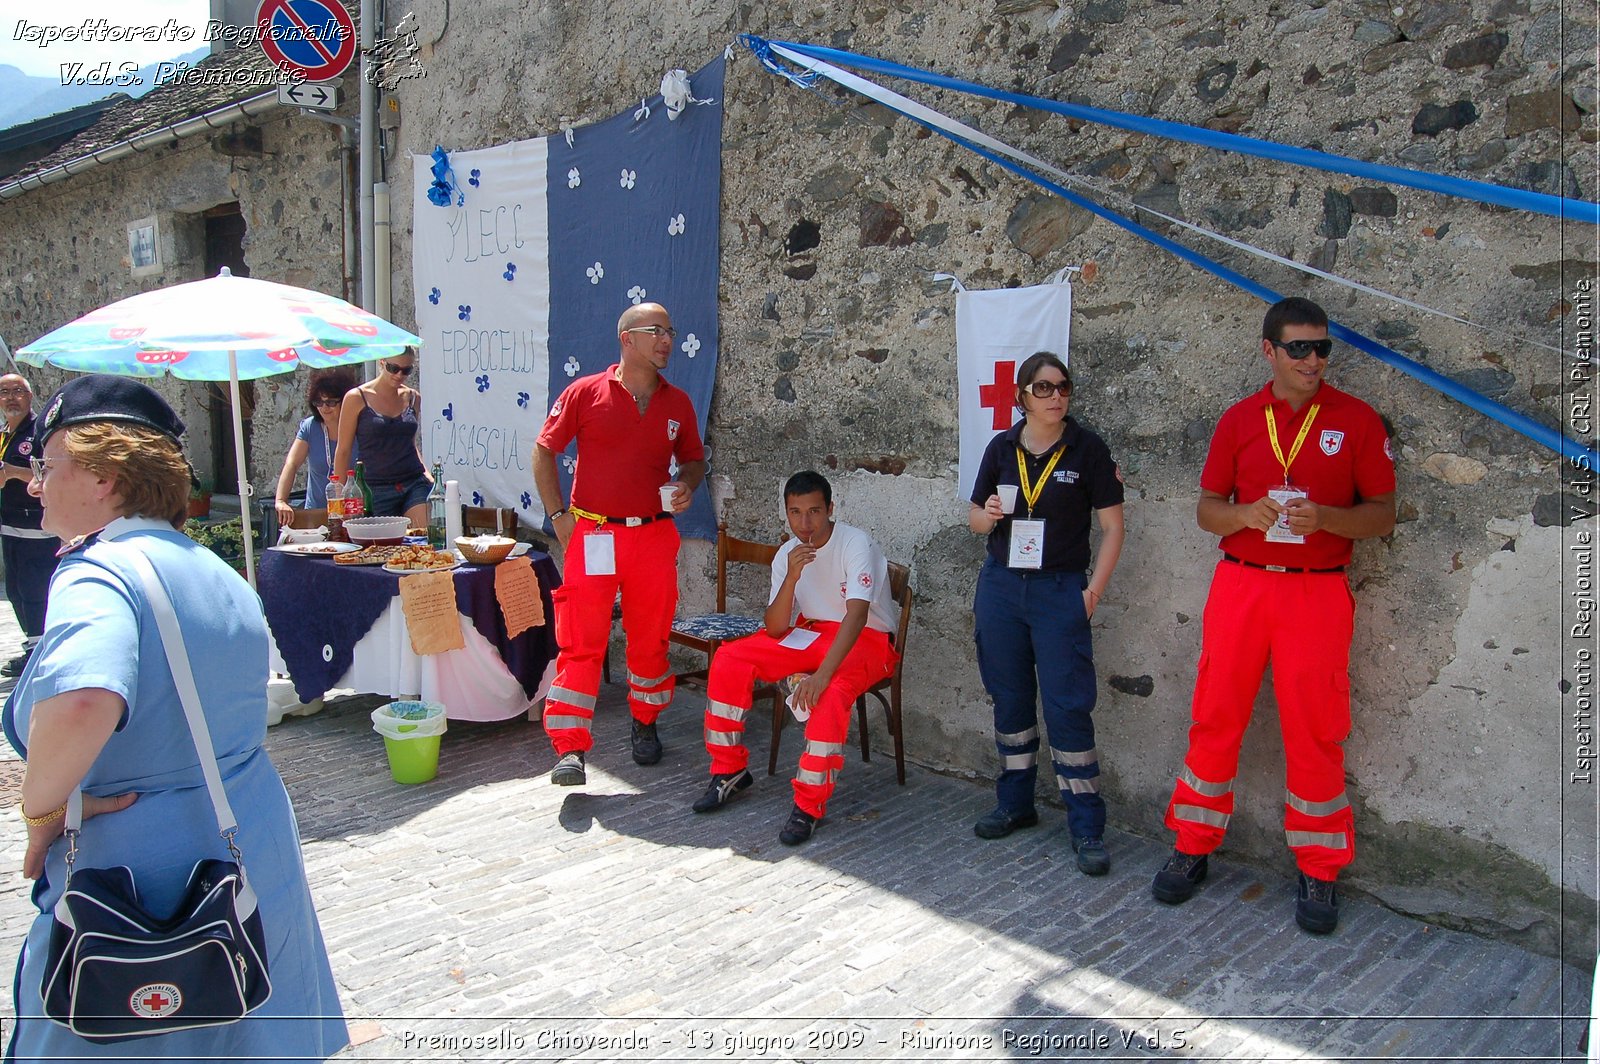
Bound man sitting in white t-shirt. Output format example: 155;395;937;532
693;471;900;845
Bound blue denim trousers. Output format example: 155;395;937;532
972;558;1104;838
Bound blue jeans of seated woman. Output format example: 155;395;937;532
972;558;1104;839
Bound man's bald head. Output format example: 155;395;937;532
0;375;31;396
618;302;670;336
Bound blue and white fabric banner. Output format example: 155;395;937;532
955;274;1073;501
412;55;725;540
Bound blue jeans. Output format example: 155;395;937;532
972;558;1104;839
367;473;430;517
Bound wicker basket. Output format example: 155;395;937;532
455;535;517;565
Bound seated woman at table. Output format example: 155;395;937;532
332;346;430;527
272;366;358;525
5;374;348;1061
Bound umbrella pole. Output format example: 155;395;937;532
228;351;256;587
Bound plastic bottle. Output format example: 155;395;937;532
354;461;375;518
343;471;364;520
325;474;346;541
426;464;447;548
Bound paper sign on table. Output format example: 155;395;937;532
494;556;544;639
397;571;465;656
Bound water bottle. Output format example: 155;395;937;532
325;474;346;541
426;464;447;548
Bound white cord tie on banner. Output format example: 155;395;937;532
661;69;716;120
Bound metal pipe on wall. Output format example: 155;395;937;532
359;0;376;312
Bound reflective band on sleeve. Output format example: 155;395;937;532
1003;752;1037;770
1173;803;1230;828
996;726;1039;746
1284;789;1351;817
706;699;749;724
1057;774;1100;795
705;729;743;748
628;668;674;689
1051;747;1098;768
804;739;845;759
796;767;835;786
630;687;672;706
1286;829;1349;850
548;686;597;711
1179;765;1233;798
543;714;592;732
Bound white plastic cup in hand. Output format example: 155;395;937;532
659;484;677;512
996;484;1019;513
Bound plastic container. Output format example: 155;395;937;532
346;515;410;544
371;700;447;784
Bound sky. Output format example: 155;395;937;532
0;0;212;78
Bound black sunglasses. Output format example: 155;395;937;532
1024;379;1071;398
1272;338;1333;361
312;397;342;408
382;361;416;377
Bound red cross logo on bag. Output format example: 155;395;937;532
130;983;182;1018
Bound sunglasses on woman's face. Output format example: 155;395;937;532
313;397;341;409
382;362;415;377
1025;379;1071;398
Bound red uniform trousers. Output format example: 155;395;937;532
703;622;898;818
544;517;679;756
1164;559;1357;881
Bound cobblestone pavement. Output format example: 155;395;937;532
0;603;1590;1062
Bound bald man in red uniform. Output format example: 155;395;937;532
534;302;706;787
1152;297;1395;935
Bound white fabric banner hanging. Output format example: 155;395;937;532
955;276;1073;501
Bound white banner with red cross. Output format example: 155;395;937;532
953;271;1074;500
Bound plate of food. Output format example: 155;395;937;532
271;542;361;556
382;545;462;574
334;544;410;566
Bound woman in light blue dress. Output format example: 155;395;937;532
4;375;347;1063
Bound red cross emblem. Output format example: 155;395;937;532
978;360;1016;430
141;991;170;1012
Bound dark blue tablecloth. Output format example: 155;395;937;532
259;549;561;703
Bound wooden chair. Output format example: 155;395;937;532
461;505;520;537
668;523;783;714
289;507;328;529
769;560;913;785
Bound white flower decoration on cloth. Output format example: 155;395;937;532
563;355;581;377
667;213;686;236
627;285;647;304
561;454;576;474
660;69;715;121
620;168;636;190
321;644;333;662
567;167;581;188
561;122;575;148
586;262;604;284
681;333;701;358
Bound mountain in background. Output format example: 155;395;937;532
0;49;210;131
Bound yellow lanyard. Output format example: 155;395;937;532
1264;403;1320;485
1015;443;1066;518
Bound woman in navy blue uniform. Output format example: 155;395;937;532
968;352;1126;874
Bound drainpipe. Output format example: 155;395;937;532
374;181;391;322
359;0;376;312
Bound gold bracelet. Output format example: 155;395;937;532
20;801;66;827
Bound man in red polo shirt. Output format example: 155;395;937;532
1152;296;1395;935
533;302;706;786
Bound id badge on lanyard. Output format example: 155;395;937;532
1263;403;1320;546
583;531;616;575
1009;443;1063;570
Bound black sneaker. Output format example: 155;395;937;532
631;720;663;765
1072;836;1111;876
0;649;31;678
692;770;753;813
778;805;819;846
973;806;1040;839
1151;849;1208;904
1295;872;1340;934
550;751;586;786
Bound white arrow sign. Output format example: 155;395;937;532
278;82;340;111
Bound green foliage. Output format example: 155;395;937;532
182;517;258;561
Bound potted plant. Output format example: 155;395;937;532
183;517;256;573
188;470;212;519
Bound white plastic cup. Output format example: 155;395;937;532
659;484;678;512
996;484;1019;513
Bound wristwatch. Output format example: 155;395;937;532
549;508;569;521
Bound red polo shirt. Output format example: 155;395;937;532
538;365;705;519
1201;381;1394;568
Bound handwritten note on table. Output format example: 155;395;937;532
494;557;545;639
398;571;465;656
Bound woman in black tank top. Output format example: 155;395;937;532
332;348;432;525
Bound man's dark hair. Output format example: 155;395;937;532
1262;297;1328;342
783;470;832;507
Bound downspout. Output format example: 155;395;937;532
374;181;391;322
359;0;377;312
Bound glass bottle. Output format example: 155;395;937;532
426;464;447;548
354;461;375;517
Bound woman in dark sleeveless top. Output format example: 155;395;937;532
332;348;431;525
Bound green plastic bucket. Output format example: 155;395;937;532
372;701;446;784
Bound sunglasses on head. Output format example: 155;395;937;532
1272;338;1333;360
382;361;415;377
1024;379;1071;398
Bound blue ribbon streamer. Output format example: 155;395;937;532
741;35;1598;469
758;37;1598;226
427;146;464;207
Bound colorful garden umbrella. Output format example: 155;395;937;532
18;268;421;584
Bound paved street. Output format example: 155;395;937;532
0;602;1591;1062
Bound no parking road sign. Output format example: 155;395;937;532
255;0;357;82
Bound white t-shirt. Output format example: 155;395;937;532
769;521;899;635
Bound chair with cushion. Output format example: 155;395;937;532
768;560;913;784
669;524;782;717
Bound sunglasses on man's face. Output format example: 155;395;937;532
382;362;415;377
1273;338;1334;361
1025;379;1071;398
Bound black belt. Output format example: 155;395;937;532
1223;553;1344;575
570;506;672;528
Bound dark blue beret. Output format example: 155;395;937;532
34;375;186;451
